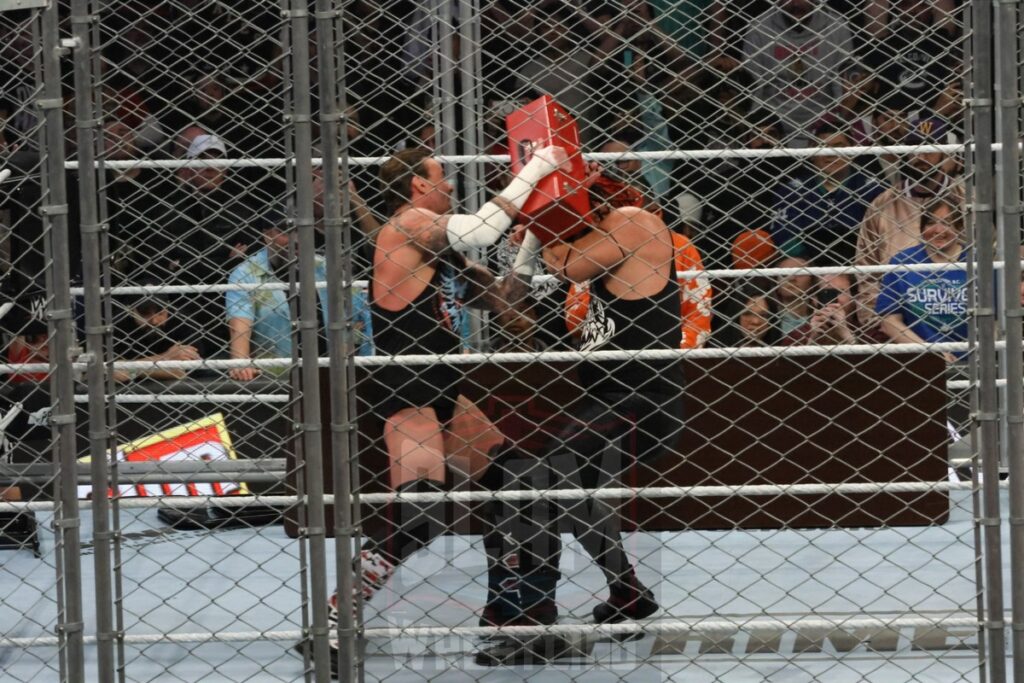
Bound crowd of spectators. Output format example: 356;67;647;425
0;0;974;381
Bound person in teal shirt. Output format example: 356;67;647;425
225;208;372;380
645;0;712;59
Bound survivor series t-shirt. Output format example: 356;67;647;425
875;243;967;345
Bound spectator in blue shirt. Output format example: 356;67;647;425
770;119;884;266
875;198;966;362
225;208;374;380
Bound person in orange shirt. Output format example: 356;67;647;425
563;173;712;349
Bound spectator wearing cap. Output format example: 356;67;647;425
867;87;915;187
712;231;778;348
126;125;257;355
833;61;880;146
768;120;884;266
855;115;963;329
177;128;229;193
742;0;853;145
865;0;958;117
731;229;778;271
128;126;249;277
110;286;205;383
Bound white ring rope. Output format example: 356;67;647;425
71;283;312;296
70;393;291;404
362;613;981;641
0;480;1003;512
67;260;1010;297
687;259;997;280
0;341;985;375
60;143;983;171
0;613;982;648
61;374;974;405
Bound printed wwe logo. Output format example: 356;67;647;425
27;296;46;325
578;294;615;351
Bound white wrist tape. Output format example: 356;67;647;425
512;231;542;277
445;201;512;252
446;156;553;252
497;155;552;211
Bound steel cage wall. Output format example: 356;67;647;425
0;0;1020;682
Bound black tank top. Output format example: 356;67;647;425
371;256;467;356
576;258;684;397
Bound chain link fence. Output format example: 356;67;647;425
0;0;1020;681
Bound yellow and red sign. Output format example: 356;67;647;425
77;414;247;499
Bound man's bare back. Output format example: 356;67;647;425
542;206;675;297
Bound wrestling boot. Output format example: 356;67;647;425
479;563;559;630
592;573;658;641
478;489;559;634
474;567;566;667
296;549;396;673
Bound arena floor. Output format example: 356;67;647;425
1;488;994;682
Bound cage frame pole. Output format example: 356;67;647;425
970;0;1006;678
315;0;359;680
996;0;1024;677
961;0;989;678
40;1;86;680
68;1;116;680
287;2;332;680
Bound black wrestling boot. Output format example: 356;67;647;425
592;576;658;641
478;563;559;641
592;585;658;624
473;632;583;667
475;566;561;665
